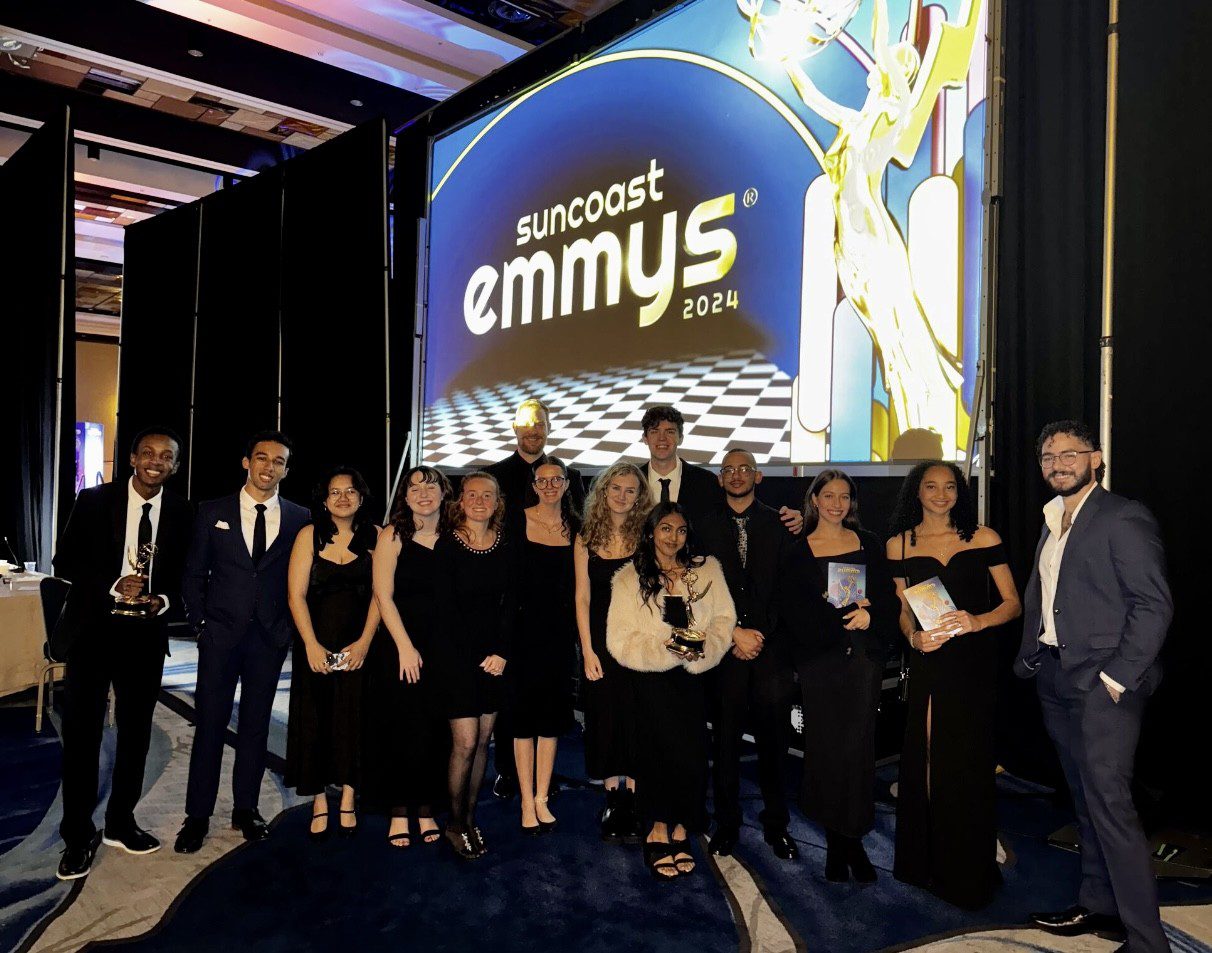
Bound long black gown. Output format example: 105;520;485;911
432;530;516;719
582;552;635;780
508;539;576;739
285;551;371;796
891;540;1008;909
361;536;450;815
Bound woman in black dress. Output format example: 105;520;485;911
573;461;651;841
510;458;579;834
780;469;899;882
886;461;1021;909
367;465;452;847
607;503;735;881
285;467;381;839
433;471;515;859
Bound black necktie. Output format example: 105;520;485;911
659;478;671;504
137;502;153;550
252;503;267;563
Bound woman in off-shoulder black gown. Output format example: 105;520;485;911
886;462;1021;910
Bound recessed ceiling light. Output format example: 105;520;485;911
350;99;363;107
187;48;204;57
0;36;23;52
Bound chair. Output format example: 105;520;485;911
35;577;70;732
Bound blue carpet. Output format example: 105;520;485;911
0;705;61;859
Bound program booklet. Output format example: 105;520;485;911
903;576;960;633
827;562;867;608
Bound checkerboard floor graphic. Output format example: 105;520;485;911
421;350;792;469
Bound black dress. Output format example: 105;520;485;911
582;552;635;780
285;551;371;796
780;531;898;837
508;539;577;738
891;541;1008;909
432;530;516;719
361;537;449;814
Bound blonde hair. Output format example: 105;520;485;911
580;461;651;553
448;471;507;535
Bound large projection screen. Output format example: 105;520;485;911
420;0;991;468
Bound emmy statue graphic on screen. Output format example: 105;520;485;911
112;543;159;618
737;0;982;456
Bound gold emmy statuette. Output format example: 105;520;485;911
112;543;159;618
663;571;713;660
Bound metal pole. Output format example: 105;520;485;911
1099;0;1120;487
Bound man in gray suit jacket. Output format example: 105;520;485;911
1016;420;1172;953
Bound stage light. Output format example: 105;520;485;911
187;48;204;58
0;36;23;52
489;1;536;24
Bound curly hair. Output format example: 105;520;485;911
887;461;977;545
447;470;507;535
633;502;705;607
389;465;453;543
802;468;864;534
580;461;651;553
531;456;582;539
310;466;377;554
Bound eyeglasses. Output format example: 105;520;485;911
328;487;360;499
534;476;567;488
720;465;756;477
1039;450;1095;469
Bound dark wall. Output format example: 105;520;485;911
0;107;75;571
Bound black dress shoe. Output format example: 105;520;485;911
1030;905;1127;940
844;838;876;882
174;817;209;854
764;830;800;861
57;833;101;881
231;809;271;841
102;825;161;855
709;827;739;856
492;774;517;800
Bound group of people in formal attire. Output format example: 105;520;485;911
49;401;1173;952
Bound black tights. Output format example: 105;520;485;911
448;714;496;832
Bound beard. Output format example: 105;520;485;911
724;485;753;499
1050;464;1094;497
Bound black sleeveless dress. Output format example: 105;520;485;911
285;551;371;796
361;537;450;814
891;541;1008;909
582;552;636;780
508;539;576;738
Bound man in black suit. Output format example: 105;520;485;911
53;427;193;880
696;449;797;860
174;431;310;853
1016;421;1172;953
484;397;584;798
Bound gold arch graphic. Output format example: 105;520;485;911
430;48;826;200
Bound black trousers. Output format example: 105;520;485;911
185;623;288;819
59;617;167;848
711;645;794;833
1037;652;1169;953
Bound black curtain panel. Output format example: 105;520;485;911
280;120;390;507
190;169;285;503
117;202;200;489
1110;0;1209;820
0;106;74;571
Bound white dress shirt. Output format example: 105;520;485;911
110;477;168;613
647;457;683;504
240;487;281;557
1038;486;1123;693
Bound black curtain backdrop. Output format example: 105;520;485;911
117;202;200;489
281;120;390;508
1110;0;1210;822
190;169;284;503
0;107;75;572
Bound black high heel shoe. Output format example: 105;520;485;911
309;812;330;843
445;828;481;860
338;809;358;838
846;837;877;883
536;796;557;834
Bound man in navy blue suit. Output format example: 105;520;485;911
1016;420;1172;953
174;431;309;853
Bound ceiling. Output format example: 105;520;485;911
0;0;617;335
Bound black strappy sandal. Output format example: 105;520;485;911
670;837;695;875
644;840;679;881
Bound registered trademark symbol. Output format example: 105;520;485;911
742;188;758;208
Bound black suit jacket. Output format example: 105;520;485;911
181;493;310;650
641;459;722;526
487;450;587;517
696;499;789;638
51;480;194;661
1015;485;1171;694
